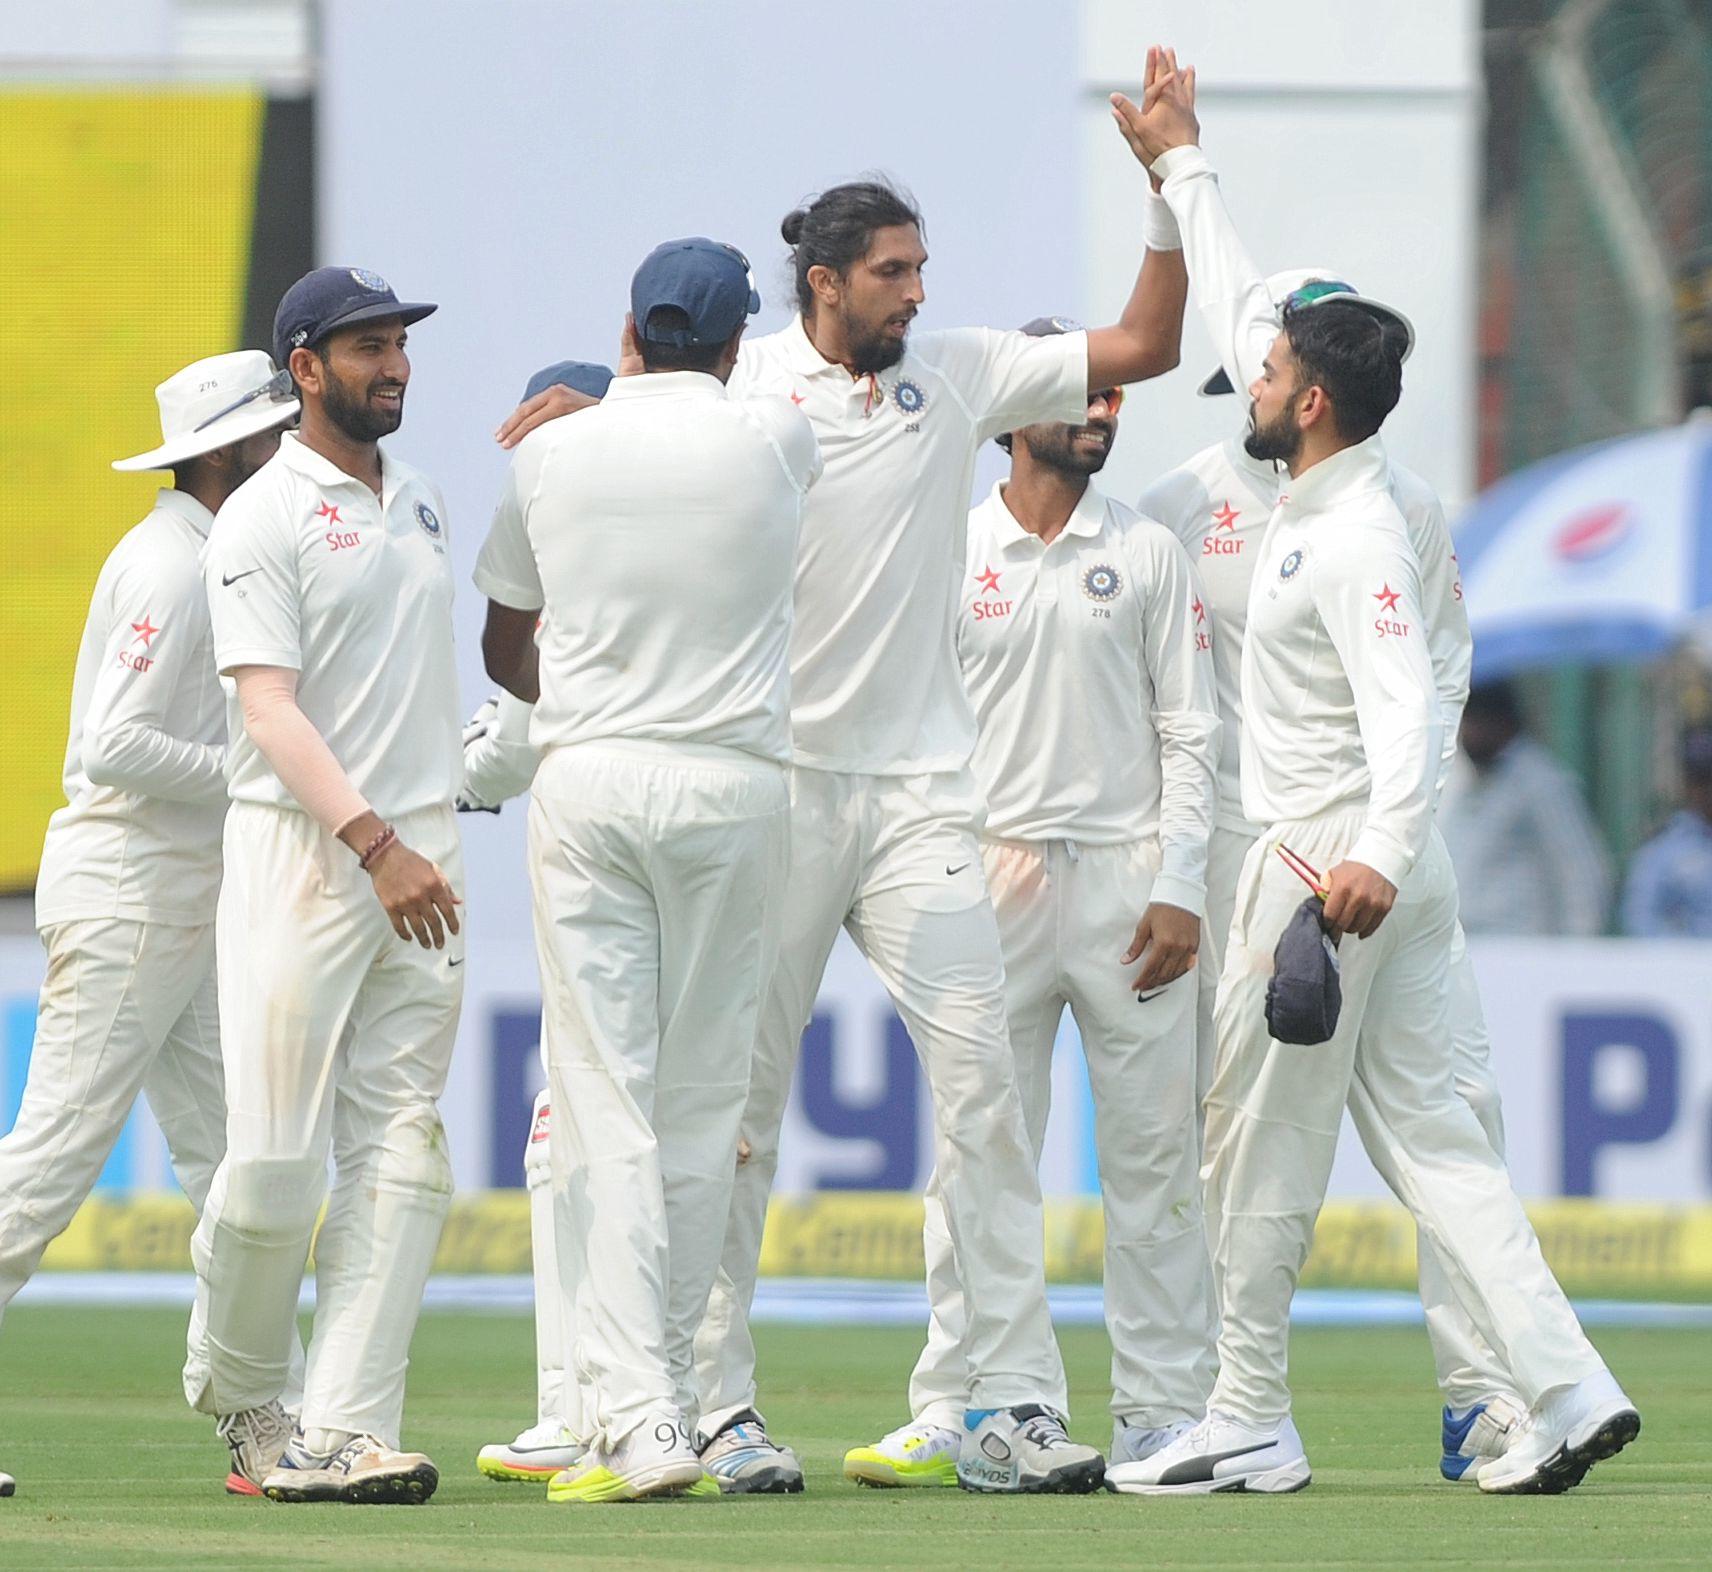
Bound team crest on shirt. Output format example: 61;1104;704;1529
1081;563;1123;603
1279;549;1305;581
349;268;390;292
415;501;442;538
891;378;928;418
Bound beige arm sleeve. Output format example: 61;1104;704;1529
233;664;372;837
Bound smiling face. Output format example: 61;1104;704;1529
294;315;410;442
1015;387;1123;476
810;222;927;374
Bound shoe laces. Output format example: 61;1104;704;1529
1013;1407;1073;1449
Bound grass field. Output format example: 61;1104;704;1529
1;1308;1706;1569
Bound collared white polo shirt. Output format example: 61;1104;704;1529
37;489;228;927
957;482;1220;913
474;370;820;765
730;316;1088;775
206;431;461;817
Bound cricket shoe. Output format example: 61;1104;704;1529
548;1413;704;1503
1111;1415;1198;1466
1440;1394;1525;1482
1477;1370;1639;1495
956;1404;1105;1494
697;1408;803;1495
844;1419;960;1488
216;1399;294;1496
1106;1411;1310;1495
477;1418;584;1482
263;1430;439;1504
0;1470;14;1497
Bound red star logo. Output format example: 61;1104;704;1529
1374;584;1402;614
315;501;342;526
1211;501;1240;531
974;566;1003;596
790;390;805;406
130;616;160;647
1192;597;1205;624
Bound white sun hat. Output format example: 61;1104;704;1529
112;349;300;471
1197;268;1416;397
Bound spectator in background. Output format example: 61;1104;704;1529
1621;729;1712;938
1438;681;1611;935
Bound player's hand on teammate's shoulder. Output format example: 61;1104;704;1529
1320;861;1398;941
496;384;598;450
1109;44;1200;168
1123;900;1201;994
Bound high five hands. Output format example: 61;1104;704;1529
1110;45;1200;171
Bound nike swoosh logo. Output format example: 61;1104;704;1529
946;863;970;876
221;568;261;587
1154;1441;1274;1486
1135;988;1167;1004
447;956;463;968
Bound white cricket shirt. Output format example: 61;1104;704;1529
37;489;228;928
1239;435;1444;887
206;432;461;816
473;371;820;764
957;483;1220;913
729;316;1088;774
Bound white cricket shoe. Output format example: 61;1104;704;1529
477;1418;584;1482
956;1404;1106;1494
216;1399;294;1496
1111;1415;1198;1466
1439;1394;1525;1482
263;1430;439;1504
697;1408;804;1494
0;1469;14;1497
844;1419;960;1488
548;1412;705;1503
1477;1370;1639;1495
1107;1411;1311;1495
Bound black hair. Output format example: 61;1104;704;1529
1280;298;1404;444
781;177;924;314
637;307;728;374
1464;680;1523;726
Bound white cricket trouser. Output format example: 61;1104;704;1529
530;740;788;1450
1195;826;1254;1110
1203;811;1604;1428
187;802;462;1446
909;839;1215;1429
1203;826;1518;1412
523;1089;586;1439
694;766;1063;1433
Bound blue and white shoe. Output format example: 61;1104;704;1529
262;1429;439;1504
696;1409;803;1494
1440;1395;1525;1481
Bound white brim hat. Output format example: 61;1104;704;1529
112;349;300;471
1198;268;1416;397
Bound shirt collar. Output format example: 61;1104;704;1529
600;370;728;402
988;480;1108;547
1222;432;1284;496
277;429;404;497
155;487;215;540
1276;432;1391;513
778;314;860;379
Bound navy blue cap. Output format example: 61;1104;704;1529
522;360;614;403
631;238;760;347
273;266;437;367
1264;896;1343;1046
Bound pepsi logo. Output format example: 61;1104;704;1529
1552;502;1631;564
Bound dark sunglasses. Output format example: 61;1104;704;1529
194;366;295;433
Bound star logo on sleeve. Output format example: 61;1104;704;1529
1373;584;1402;614
1192;596;1206;623
975;566;1003;595
1211;501;1240;531
130;616;160;646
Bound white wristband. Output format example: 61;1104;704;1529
1143;190;1182;251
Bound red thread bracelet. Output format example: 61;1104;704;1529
358;825;397;871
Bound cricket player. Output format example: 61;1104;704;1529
1128;72;1559;1483
502;53;1190;1492
844;318;1220;1488
1106;71;1639;1497
478;239;819;1503
0;352;297;1498
187;267;464;1505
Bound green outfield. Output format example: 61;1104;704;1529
1;1308;1706;1569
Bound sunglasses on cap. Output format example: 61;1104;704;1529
1282;279;1358;310
194;365;296;433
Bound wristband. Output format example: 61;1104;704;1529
358;824;398;871
1143;190;1182;251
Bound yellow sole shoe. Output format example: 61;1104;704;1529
843;1445;959;1488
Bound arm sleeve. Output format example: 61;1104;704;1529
1310;531;1443;887
81;554;225;803
233;665;371;835
1136;529;1221;915
1403;483;1472;802
751;398;824;492
925;327;1089;442
472;445;547;611
206;494;303;674
1152;144;1277;400
459;690;542;809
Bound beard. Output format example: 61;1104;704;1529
842;303;911;375
1243;395;1303;465
1020;422;1112;475
323;369;404;442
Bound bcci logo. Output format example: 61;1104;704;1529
892;378;928;418
1279;549;1304;581
350;268;390;293
1082;563;1123;602
415;501;442;538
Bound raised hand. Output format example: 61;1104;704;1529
1110;44;1200;168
